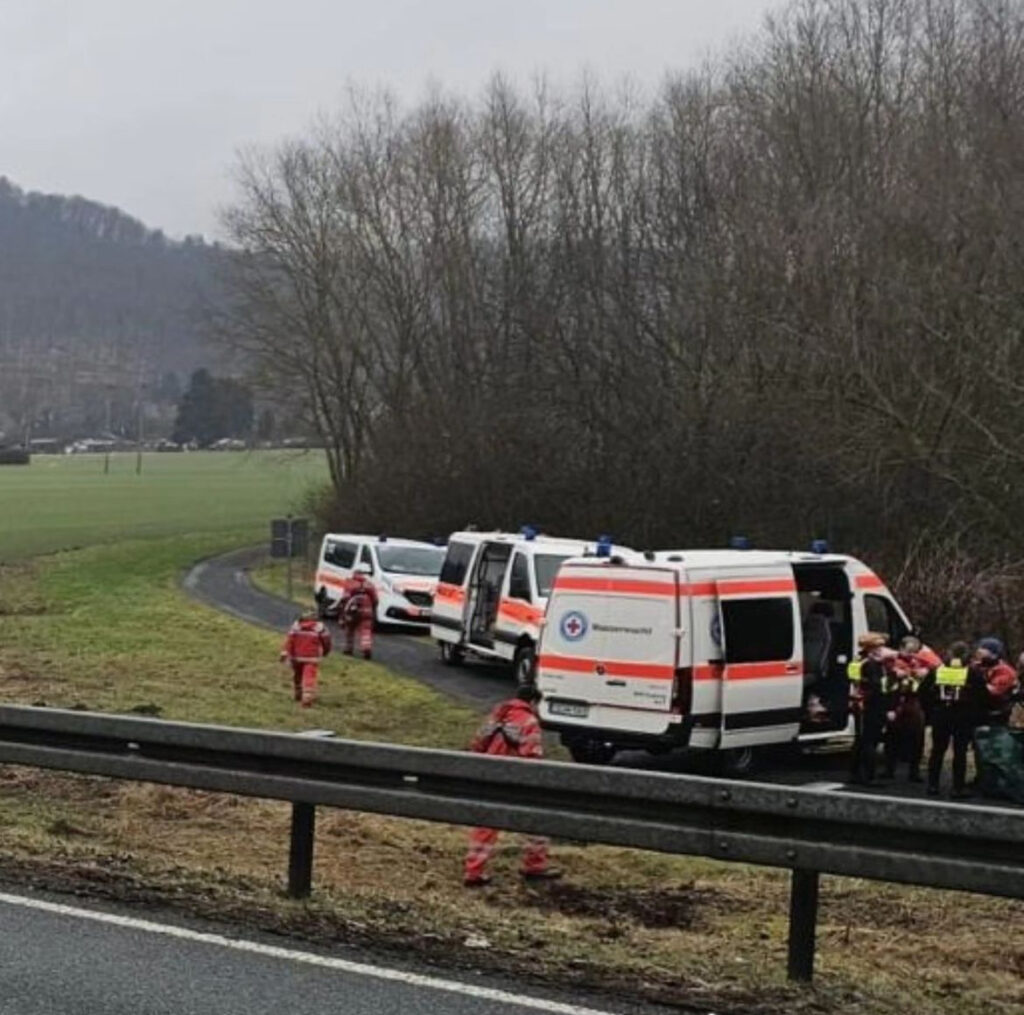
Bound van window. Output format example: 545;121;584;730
325;540;357;568
722;598;794;663
534;554;570;598
864;594;910;647
508;553;531;601
439;541;475;586
359;544;374;574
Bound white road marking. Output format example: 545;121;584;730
799;781;845;792
0;891;618;1015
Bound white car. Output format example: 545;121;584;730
314;534;445;626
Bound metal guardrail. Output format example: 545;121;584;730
0;705;1022;983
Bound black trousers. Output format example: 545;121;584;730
884;713;925;778
850;713;884;784
928;715;973;792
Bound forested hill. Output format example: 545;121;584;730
0;176;219;375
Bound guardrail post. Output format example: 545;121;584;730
287;802;316;899
787;868;820;982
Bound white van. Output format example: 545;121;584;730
314;534;445;626
430;531;631;681
536;547;918;770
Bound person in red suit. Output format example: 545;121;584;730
463;683;562;887
280;611;332;707
340;564;378;660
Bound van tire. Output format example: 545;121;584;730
439;641;465;666
567;739;616;766
513;643;536;685
716;746;758;778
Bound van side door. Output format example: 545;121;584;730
431;540;479;640
715;567;803;749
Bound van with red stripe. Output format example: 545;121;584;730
537;547;916;771
431;531;631;681
314;534;445;626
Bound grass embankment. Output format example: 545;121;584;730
0;450;326;561
0;537;1021;1015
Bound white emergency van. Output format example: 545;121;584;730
430;531;631;681
536;547;916;770
314;534;445;626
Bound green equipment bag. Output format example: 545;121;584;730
974;727;1024;803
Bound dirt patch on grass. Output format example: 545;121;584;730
516;879;735;930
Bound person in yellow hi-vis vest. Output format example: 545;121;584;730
847;632;894;785
919;641;987;798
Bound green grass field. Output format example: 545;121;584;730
0;450;326;562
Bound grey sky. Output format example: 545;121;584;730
3;0;780;239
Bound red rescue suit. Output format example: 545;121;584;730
464;698;550;884
341;577;378;659
884;653;928;781
280;617;331;707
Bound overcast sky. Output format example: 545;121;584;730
2;0;781;239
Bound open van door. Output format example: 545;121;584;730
715;568;803;749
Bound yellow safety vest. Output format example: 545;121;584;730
935;662;968;700
847;660;862;683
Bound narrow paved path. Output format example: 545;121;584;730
184;547;512;710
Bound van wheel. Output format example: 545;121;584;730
513;644;536;685
568;740;616;766
717;746;758;778
439;642;465;666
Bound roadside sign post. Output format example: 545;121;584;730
270;517;309;605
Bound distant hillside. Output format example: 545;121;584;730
0;178;224;439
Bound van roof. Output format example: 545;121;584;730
559;548;871;571
322;534;442;550
447;531;630;556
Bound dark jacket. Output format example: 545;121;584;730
919;664;987;727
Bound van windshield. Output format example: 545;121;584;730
534;554;571;598
377;545;445;577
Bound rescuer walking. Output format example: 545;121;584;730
463;683;562;887
280;611;332;708
340;563;378;660
848;632;892;786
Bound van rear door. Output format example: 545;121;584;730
538;564;681;716
714;566;803;748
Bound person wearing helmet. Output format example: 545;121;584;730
340;563;378;660
279;610;332;707
463;682;562;887
973;637;1018;727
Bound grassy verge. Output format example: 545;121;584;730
0;536;1021;1014
250;556;315;607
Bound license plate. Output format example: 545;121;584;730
548;700;589;718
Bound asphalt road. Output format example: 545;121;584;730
184;547;984;800
0;889;671;1015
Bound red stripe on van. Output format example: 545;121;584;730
434;582;466;603
539;654;675;680
693;661;796;681
498;599;544;625
717;578;796;595
855;574;885;590
552;576;677;596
